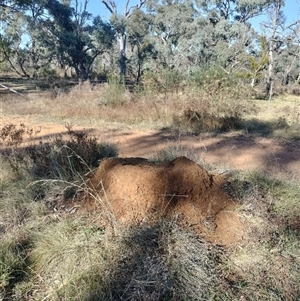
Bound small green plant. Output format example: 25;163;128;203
99;75;127;107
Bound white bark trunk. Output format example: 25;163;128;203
118;33;127;76
267;1;282;103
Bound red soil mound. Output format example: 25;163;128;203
89;156;243;247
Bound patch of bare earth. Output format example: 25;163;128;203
100;128;300;178
1;115;299;178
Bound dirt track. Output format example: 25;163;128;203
100;128;300;177
1;115;300;178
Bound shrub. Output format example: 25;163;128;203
98;75;127;107
0;123;41;147
1;124;117;181
172;67;257;132
26;130;117;180
141;68;185;95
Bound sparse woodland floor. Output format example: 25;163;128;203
0;84;300;300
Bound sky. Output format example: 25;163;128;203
81;0;300;25
282;0;300;23
81;0;141;21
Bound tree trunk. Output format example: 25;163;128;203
119;33;127;78
101;1;146;80
266;1;282;103
267;44;274;102
75;64;88;81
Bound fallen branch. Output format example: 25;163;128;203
0;83;24;96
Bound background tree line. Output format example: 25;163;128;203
1;0;300;97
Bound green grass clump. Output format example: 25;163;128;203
225;171;300;300
0;234;30;299
0;158;41;300
98;75;128;107
28;217;109;301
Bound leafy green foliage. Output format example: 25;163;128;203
1;0;300;94
39;0;115;80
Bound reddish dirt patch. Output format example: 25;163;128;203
89;156;243;247
99;129;300;178
1;115;300;178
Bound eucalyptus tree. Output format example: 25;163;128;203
126;9;155;82
145;0;201;71
291;20;300;83
101;0;147;77
22;1;49;77
259;0;300;99
1;0;115;79
38;0;115;80
0;0;33;9
0;5;31;76
146;0;258;76
195;0;274;23
191;0;274;69
275;43;300;86
260;0;285;100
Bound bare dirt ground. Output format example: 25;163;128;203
2;114;299;178
100;127;300;177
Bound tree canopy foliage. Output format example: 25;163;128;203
0;0;299;94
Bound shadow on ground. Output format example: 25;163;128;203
82;223;223;301
97;127;300;177
1;123;299;177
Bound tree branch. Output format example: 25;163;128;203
102;0;115;14
124;0;130;16
125;0;146;18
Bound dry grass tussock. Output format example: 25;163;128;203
246;97;300;138
1;81;175;129
0;121;299;300
1;75;256;132
225;171;300;300
2;74;300;137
